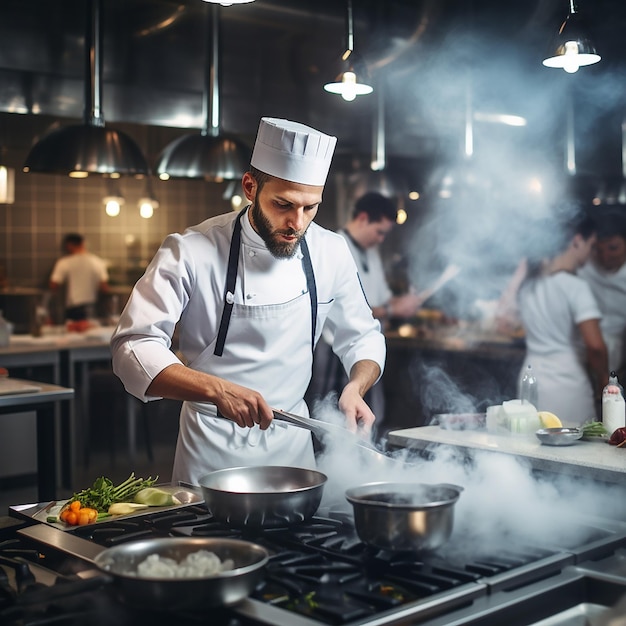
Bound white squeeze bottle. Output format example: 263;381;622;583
602;372;625;435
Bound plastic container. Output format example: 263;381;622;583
602;371;625;436
520;364;538;407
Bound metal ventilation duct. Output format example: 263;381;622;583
155;3;250;181
22;0;149;178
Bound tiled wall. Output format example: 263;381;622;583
0;113;237;289
0;112;344;292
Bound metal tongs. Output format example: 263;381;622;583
272;408;406;469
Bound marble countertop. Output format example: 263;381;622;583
387;425;625;483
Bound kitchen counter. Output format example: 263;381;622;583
387;425;625;484
382;324;526;433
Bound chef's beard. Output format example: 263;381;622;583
250;201;306;259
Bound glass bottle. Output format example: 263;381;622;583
602;372;625;435
520;364;538;408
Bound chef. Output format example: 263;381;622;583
517;210;608;426
578;212;626;374
111;117;386;485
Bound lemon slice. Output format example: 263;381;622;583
538;411;562;428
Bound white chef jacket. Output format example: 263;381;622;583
50;252;109;308
339;230;392;308
518;271;602;426
578;260;626;372
111;209;386;483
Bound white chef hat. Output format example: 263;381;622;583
250;117;337;186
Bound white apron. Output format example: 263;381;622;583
519;351;596;427
172;209;317;485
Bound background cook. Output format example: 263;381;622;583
517;209;608;426
111;117;386;485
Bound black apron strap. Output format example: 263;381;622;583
214;207;318;357
214;207;246;356
300;237;317;354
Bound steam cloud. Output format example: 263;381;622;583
312;391;626;559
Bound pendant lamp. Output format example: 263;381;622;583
201;0;255;4
23;0;149;178
542;0;600;73
155;4;250;181
324;0;373;102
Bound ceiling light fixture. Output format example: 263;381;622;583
0;166;15;204
324;0;373;102
23;0;149;177
155;3;250;181
201;0;255;4
103;179;125;217
137;178;159;219
542;0;600;73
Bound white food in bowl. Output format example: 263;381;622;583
129;550;234;579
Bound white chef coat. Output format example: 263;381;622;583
578;260;626;372
111;209;385;484
339;230;392;308
518;271;602;426
50;252;108;308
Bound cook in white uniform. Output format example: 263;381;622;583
518;211;608;426
49;233;109;321
578;213;626;373
309;192;422;422
111;118;386;485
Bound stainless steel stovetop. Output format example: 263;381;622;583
3;502;626;626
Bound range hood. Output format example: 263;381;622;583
22;0;149;178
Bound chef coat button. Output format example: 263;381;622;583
226;291;235;304
248;250;255;257
246;293;254;300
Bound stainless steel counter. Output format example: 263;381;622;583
388;425;626;484
0;379;74;500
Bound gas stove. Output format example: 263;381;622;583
3;502;626;626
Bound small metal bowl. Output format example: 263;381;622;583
94;537;269;610
535;427;582;446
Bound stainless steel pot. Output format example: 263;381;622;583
345;482;463;552
199;465;327;529
93;537;268;610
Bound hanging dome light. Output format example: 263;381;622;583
201;0;255;4
542;0;600;73
156;3;250;180
23;0;148;177
323;0;373;102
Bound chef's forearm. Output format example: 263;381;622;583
146;363;224;403
347;359;381;397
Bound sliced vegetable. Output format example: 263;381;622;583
108;502;149;516
581;421;609;437
133;487;181;507
68;473;158;513
56;500;99;526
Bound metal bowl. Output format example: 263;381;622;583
345;482;463;553
199;466;327;529
93;537;268;610
535;427;582;446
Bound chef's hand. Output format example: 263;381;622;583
338;383;376;437
146;365;274;430
215;380;274;430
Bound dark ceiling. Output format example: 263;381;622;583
0;0;625;194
